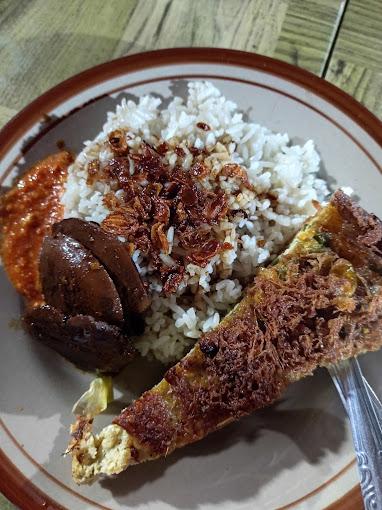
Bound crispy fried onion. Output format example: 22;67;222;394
100;139;233;293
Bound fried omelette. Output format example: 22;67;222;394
69;190;382;484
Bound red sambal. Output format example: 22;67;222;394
0;151;73;306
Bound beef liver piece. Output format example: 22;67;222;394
24;305;135;374
53;219;150;314
40;233;123;325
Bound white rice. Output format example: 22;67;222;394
61;81;328;364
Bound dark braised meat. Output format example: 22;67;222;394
52;218;150;315
24;305;135;374
0;152;149;374
26;220;150;373
40;233;124;325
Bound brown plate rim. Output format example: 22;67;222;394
1;47;380;510
0;448;66;510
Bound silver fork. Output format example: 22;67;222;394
328;358;382;509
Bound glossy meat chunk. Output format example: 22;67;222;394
24;305;135;374
53;218;150;314
40;233;124;325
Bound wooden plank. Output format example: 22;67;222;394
0;105;16;128
325;0;382;118
0;494;14;510
0;0;345;130
114;0;345;77
274;0;347;75
113;0;290;58
0;0;138;112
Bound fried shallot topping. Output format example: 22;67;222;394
96;138;235;294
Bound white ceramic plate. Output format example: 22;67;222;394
1;48;381;510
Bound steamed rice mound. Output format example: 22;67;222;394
61;81;328;363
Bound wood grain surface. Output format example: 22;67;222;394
325;0;382;118
274;0;346;75
0;0;348;129
0;0;381;509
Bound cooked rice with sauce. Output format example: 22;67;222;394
61;81;328;363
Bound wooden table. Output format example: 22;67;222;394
0;0;381;509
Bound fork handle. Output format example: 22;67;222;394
329;358;382;510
